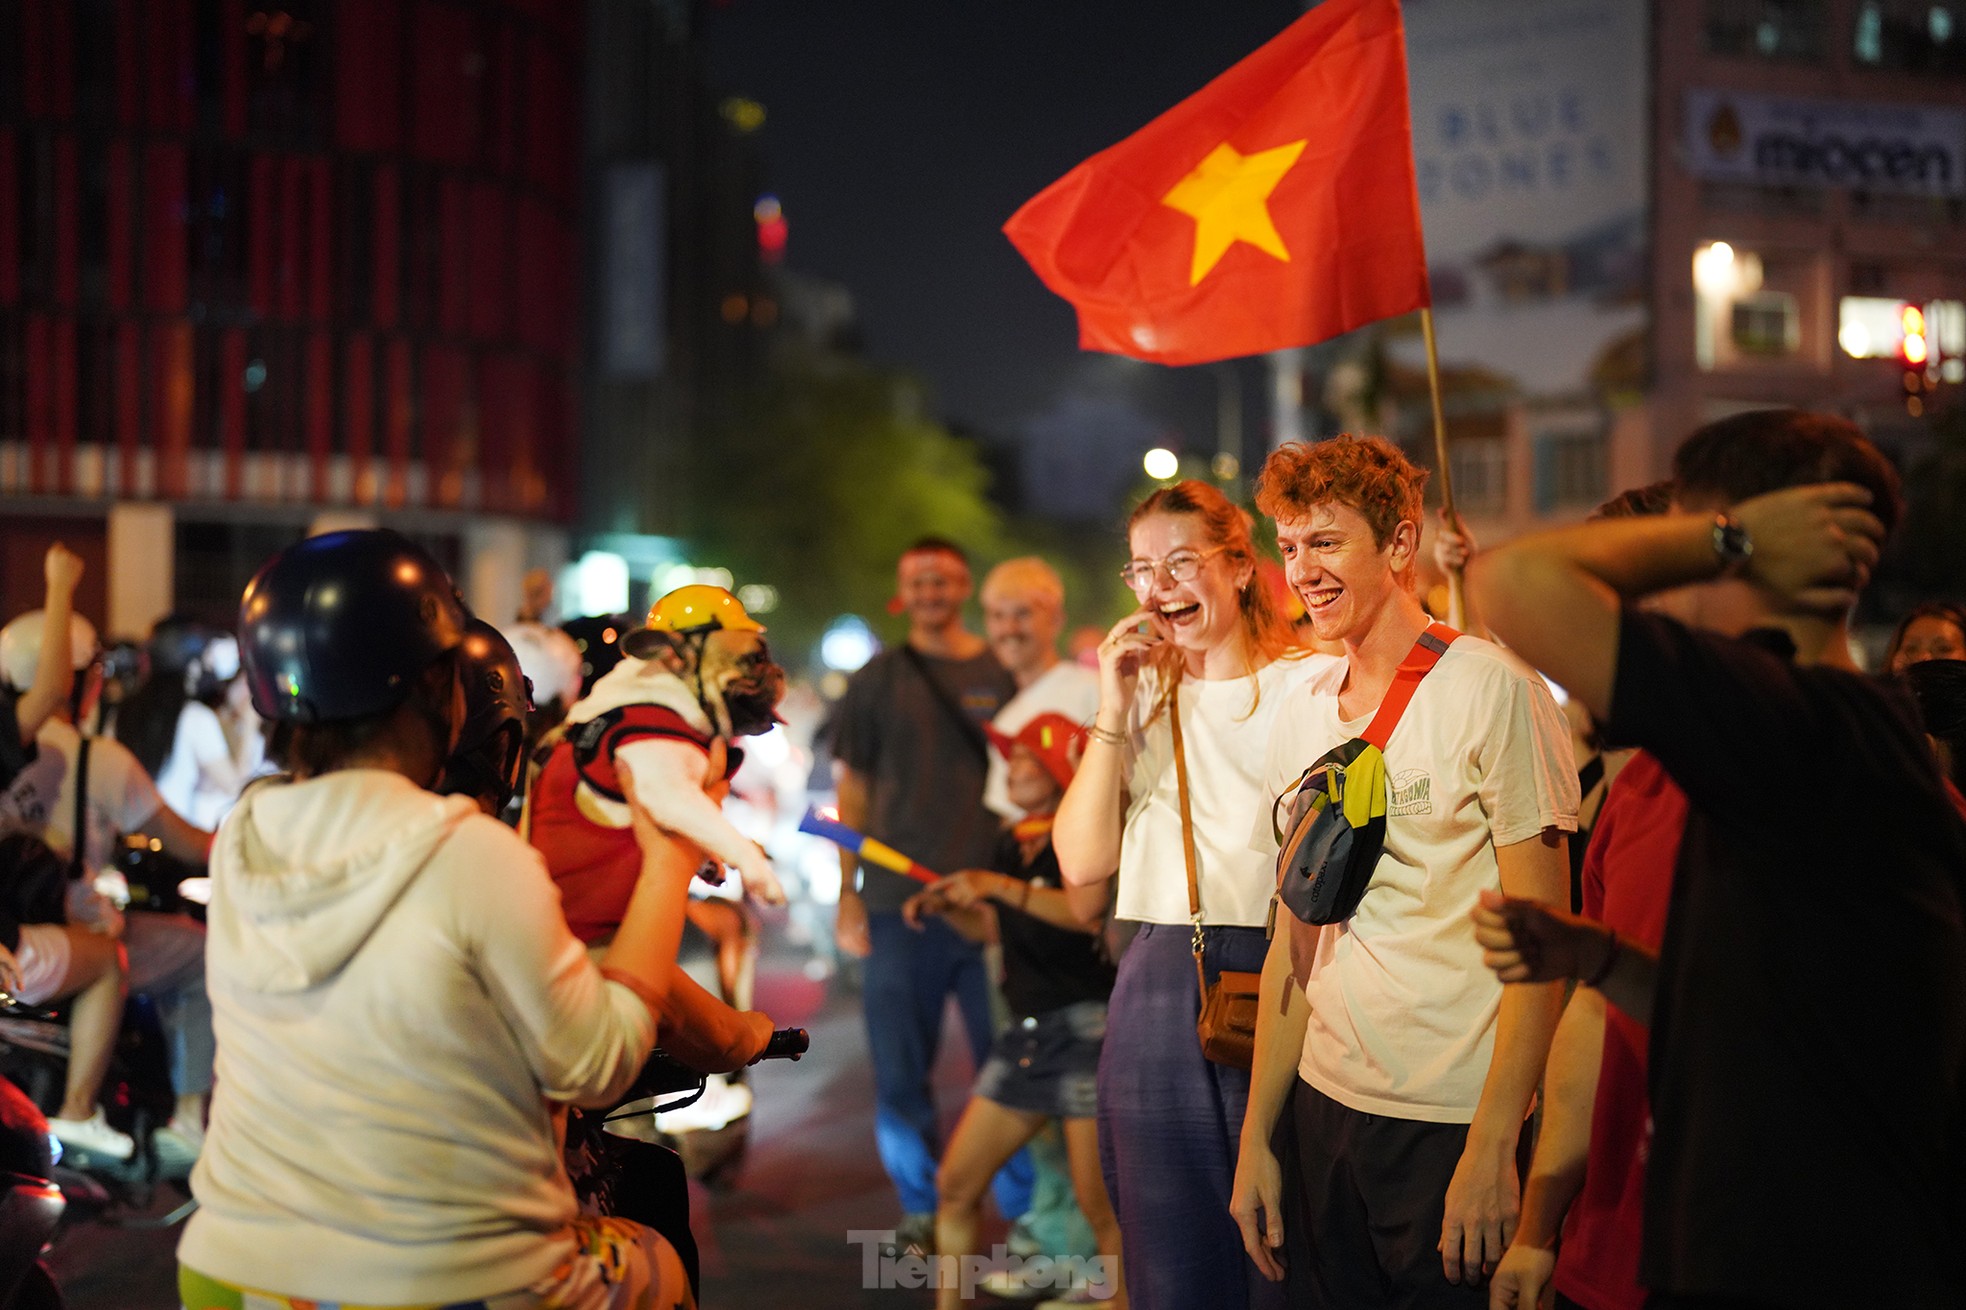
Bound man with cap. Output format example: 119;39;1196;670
526;583;785;1076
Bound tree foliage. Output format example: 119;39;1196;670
685;349;1010;662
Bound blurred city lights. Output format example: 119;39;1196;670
1902;304;1930;366
721;97;767;133
755;194;789;263
1692;241;1736;296
737;583;779;614
820;615;877;672
1143;447;1179;480
574;551;630;617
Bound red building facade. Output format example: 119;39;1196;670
0;0;581;526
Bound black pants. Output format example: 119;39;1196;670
1282;1079;1489;1310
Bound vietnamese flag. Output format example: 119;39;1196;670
1004;0;1427;367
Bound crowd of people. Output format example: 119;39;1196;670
827;407;1966;1310
0;405;1962;1310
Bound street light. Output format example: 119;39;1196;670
1143;447;1179;481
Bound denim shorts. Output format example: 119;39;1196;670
973;999;1107;1120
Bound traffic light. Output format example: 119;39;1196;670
1900;304;1928;367
1901;304;1931;416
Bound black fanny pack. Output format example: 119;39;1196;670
1272;622;1456;925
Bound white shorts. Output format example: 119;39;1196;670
11;922;73;1006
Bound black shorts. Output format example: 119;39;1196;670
1281;1079;1488;1310
972;999;1105;1119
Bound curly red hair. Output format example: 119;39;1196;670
1254;436;1428;548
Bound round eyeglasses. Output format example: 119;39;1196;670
1120;545;1226;592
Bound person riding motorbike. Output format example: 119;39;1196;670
179;529;698;1310
436;618;533;821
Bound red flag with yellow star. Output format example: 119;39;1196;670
1003;0;1426;366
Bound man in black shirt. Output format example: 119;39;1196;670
1466;410;1966;1309
832;537;1031;1250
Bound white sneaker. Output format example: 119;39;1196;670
47;1109;134;1161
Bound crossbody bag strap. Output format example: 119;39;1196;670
70;734;91;882
1360;621;1459;751
1167;681;1210;998
900;645;991;767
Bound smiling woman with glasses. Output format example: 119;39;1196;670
1051;479;1326;1310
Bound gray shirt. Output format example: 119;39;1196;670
832;644;1014;913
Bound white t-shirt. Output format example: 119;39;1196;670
1115;653;1333;928
155;702;242;830
984;660;1102;819
1257;636;1578;1122
0;718;163;876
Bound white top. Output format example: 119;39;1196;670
0;718;163;875
1116;653;1332;927
984;659;1102;819
179;769;657;1304
1257;636;1578;1123
154;702;241;830
505;621;586;709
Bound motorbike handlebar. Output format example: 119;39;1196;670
757;1027;809;1063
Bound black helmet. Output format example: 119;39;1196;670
438;619;534;810
240;530;467;723
147;617;241;703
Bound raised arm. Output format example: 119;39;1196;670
18;544;85;742
1055;610;1154;886
1467;485;1882;720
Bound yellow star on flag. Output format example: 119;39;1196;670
1161;139;1309;286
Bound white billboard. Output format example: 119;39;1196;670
1397;0;1649;398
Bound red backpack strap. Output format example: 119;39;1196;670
1361;621;1459;750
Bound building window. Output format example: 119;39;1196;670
1853;1;1965;74
1705;0;1828;60
1731;292;1801;356
1694;242;1816;369
1533;430;1608;515
1449;437;1509;518
1696;180;1827;219
1849;190;1966;225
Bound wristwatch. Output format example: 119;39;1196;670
1711;512;1753;573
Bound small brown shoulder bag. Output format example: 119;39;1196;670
1170;682;1260;1071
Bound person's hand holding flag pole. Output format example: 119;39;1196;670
1003;0;1465;623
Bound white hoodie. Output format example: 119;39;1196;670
178;769;657;1304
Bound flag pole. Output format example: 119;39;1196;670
1419;307;1465;629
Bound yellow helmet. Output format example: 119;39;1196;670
621;584;763;658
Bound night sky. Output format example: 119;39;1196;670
703;1;1307;457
